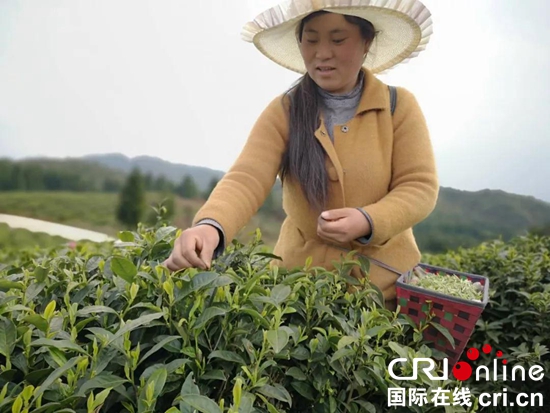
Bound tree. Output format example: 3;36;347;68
143;173;154;191
176;175;199;199
154;175;173;192
116;168;146;229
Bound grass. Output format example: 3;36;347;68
0;191;283;249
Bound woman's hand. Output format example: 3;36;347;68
317;208;371;244
163;225;220;271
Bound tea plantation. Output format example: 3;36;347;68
0;216;548;412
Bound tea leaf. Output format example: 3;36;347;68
77;306;119;316
0;317;17;357
290;381;315;401
77;372;127;396
194;307;228;330
256;384;292;406
330;348;354;363
110;257;137;283
33;266;48;283
178;272;219;300
0;280;24;292
148;367;168;399
23;315;48;333
266;329;289;354
32;338;87;355
337;336;357;350
32;356;80;401
429;322;456;349
271;285;291;305
200;370;226;381
285;367;306;381
179;395;221;413
118;231;135;242
207;350;245;365
108;312;164;345
138;336;181;366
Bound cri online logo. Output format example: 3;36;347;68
388;344;545;382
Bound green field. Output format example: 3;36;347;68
0;191;283;248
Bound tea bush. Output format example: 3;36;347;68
0;220;472;413
424;235;550;402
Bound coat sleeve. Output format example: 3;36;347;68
358;87;439;247
192;95;289;244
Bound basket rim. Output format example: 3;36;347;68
396;263;490;308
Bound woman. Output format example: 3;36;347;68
164;0;438;306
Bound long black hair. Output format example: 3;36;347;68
279;11;376;211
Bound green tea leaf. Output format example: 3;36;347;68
148;367;168;399
178;272;219;300
76;306;119;316
110;257;137;283
291;381;315;401
0;317;17;357
337;336;357;350
200;370;226;381
32;338;87;355
23;315;48;333
33;266;48;283
118;231;135;242
256;384;292;406
271;285;291;305
286;367;306;381
0;280;24;292
429;322;456;349
240;309;270;329
330;348;354;363
138;336;181;366
179;395;221;413
207;350;246;364
266;329;289;354
77;372;127;396
194;307;227;330
353;400;376;412
108;312;164;345
32;357;80;401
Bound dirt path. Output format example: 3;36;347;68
0;214;115;243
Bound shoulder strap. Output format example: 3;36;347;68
388;85;397;116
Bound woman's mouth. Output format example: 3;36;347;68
316;66;336;77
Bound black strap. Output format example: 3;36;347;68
388;85;397;116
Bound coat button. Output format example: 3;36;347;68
327;165;339;181
341;125;349;133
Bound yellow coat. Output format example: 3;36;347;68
194;69;439;301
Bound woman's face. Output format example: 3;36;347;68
299;13;369;94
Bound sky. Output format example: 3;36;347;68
1;0;549;201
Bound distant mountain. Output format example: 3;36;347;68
82;153;225;190
3;153;550;253
414;187;550;252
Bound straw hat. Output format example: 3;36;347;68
242;0;433;74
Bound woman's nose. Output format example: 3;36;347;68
315;42;333;59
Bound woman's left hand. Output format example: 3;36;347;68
316;208;371;244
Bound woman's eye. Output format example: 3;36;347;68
306;39;318;44
333;38;346;44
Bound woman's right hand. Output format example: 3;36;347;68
163;225;220;271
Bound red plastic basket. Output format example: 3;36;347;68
396;263;490;365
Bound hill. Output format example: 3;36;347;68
82;153;226;190
1;153;550;253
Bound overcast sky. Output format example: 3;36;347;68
1;0;549;201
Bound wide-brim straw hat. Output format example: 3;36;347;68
242;0;433;74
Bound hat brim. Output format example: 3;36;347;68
242;0;433;74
